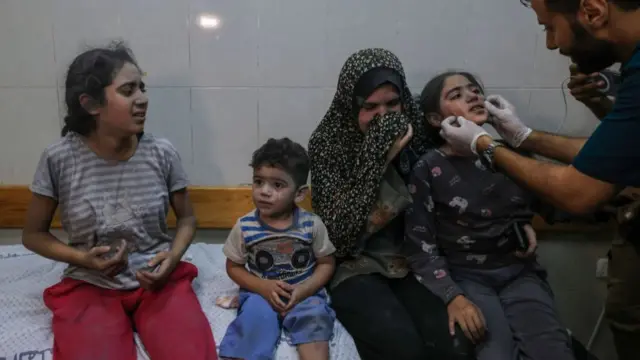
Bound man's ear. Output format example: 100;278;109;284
426;113;443;128
79;94;101;116
294;184;310;204
579;0;608;29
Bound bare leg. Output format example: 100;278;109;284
298;341;329;360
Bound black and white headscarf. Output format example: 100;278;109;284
309;48;435;258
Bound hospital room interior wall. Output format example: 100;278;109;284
0;0;602;186
0;0;616;358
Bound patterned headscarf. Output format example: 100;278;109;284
309;48;435;258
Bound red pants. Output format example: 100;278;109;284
43;262;218;360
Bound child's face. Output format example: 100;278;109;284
252;165;301;218
357;84;402;132
92;62;149;136
437;75;488;125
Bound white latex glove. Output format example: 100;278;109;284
439;116;492;156
484;95;532;148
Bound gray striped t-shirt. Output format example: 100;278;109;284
31;132;189;290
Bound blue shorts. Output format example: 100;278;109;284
219;290;335;360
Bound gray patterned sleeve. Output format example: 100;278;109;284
160;139;189;193
30;148;59;200
405;159;463;304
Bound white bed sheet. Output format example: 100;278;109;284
0;243;360;360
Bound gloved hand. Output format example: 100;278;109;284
439;116;491;156
484;95;532;148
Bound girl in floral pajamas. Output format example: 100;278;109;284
405;71;575;360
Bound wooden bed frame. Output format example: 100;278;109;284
0;185;613;231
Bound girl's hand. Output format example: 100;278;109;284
447;295;487;344
516;224;538;258
81;239;128;277
136;251;180;290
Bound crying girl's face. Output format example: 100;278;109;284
438;74;489;125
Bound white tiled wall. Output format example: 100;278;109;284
0;0;600;185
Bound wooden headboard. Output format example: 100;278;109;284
0;185;612;231
0;185;311;229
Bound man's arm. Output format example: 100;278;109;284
520;131;588;164
483;95;587;163
442;69;640;214
477;136;616;215
525;69;616;162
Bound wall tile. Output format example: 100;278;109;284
144;88;193;165
0;88;60;184
0;0;56;87
528;88;599;136
258;87;332;148
189;0;259;87
52;0;125;85
463;0;538;88
396;0;470;90
257;0;328;87
191;88;258;185
121;0;191;87
326;0;403;86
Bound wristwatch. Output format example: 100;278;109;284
479;141;505;172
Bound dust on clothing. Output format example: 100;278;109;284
30;132;188;290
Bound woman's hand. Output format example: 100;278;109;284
136;251;180;290
447;295;486;344
516;224;538;258
385;124;413;166
80;239;128;277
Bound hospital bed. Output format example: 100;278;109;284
0;242;361;360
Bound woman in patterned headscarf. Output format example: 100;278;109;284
308;48;473;360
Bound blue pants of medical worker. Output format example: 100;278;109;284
219;290;335;360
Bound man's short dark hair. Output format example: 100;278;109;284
521;0;640;12
250;138;310;187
